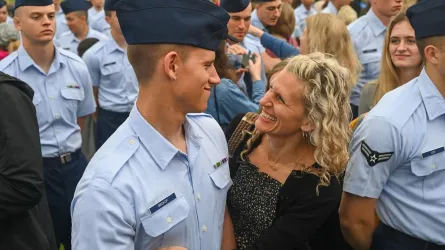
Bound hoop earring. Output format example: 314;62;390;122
303;131;309;139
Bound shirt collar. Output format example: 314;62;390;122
17;45;66;74
417;68;445;120
70;27;94;43
366;8;386;37
251;10;266;31
107;38;125;53
327;2;338;15
56;7;64;17
128;106;203;170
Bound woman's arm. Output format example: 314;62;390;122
222;207;237;250
248;25;299;59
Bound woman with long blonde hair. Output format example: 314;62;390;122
300;14;362;89
358;11;422;115
223;52;352;250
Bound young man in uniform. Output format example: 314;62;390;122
220;0;266;99
56;0;107;55
348;0;403;118
340;1;445;249
0;0;96;249
87;0;109;35
82;0;137;149
71;0;231;249
0;72;57;250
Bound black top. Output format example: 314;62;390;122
0;72;57;250
225;113;352;250
228;159;282;249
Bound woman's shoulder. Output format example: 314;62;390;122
282;165;342;200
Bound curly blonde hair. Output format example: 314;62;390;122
242;52;353;191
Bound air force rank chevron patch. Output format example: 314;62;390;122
361;141;394;167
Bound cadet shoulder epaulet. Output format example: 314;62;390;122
0;51;18;70
58;48;86;64
93;135;140;184
348;16;369;36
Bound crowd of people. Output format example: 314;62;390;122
0;0;444;249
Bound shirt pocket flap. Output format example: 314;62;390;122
61;88;85;101
141;195;189;237
100;61;120;76
209;165;231;189
359;53;380;64
411;153;445;176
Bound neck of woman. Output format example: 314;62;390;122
265;133;315;167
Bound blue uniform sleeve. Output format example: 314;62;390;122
71;181;136;250
219;81;263;120
260;33;300;59
344;117;404;198
77;64;97;117
82;49;101;88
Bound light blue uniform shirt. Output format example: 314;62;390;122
88;7;110;34
294;4;317;36
6;16;13;24
348;8;386;106
321;1;338;15
344;69;445;245
0;45;96;157
245;9;267;52
71;106;232;250
55;7;69;39
56;28;108;55
82;39;138;113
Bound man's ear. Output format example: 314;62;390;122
424;45;441;65
163;51;181;80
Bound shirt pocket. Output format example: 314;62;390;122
140;195;190;238
61;88;85;115
100;61;121;87
359;52;381;80
32;94;46;127
209;164;232;227
410;152;445;203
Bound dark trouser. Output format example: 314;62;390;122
371;223;445;250
351;104;359;120
96;108;130;149
43;150;88;250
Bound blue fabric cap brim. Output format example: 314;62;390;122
115;0;230;51
407;0;445;39
220;0;250;13
61;0;91;15
15;0;53;10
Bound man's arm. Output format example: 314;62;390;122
339;192;378;250
0;84;44;219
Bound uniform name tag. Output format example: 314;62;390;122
213;157;228;169
422;147;444;159
149;193;176;214
363;49;377;54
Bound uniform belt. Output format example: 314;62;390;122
98;107;130;116
43;149;81;165
380;223;445;249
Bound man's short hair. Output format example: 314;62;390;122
73;10;88;20
416;36;445;61
127;44;190;84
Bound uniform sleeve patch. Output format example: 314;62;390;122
361;141;394;167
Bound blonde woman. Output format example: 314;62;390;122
358;11;422;115
223;52;352;250
300;13;362;89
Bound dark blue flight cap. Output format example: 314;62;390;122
115;0;230;52
14;0;53;10
104;0;119;11
407;0;445;40
61;0;91;15
220;0;250;13
0;1;4;8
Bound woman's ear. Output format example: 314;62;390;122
301;117;315;133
